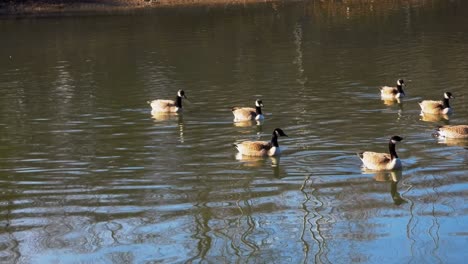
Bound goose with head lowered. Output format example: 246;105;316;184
148;90;187;113
235;128;288;156
419;92;454;115
380;79;406;99
433;125;468;139
232;99;264;122
358;136;404;171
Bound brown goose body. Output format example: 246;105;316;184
358;136;403;171
149;90;187;113
359;152;401;171
235;141;274;156
150;100;180;113
235;128;287;157
232;99;264;122
232;107;257;121
434;125;468;139
419;92;453;115
380;79;405;99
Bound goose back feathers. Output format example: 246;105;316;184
149;90;187;113
358;136;403;171
232;99;264;122
380;79;405;99
419;92;453;115
434;125;468;139
235;128;288;156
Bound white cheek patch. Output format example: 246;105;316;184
391;139;397;144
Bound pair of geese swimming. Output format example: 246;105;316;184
148;83;468;171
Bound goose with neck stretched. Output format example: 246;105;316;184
380;79;406;99
235;128;288;156
148;90;187;113
358;136;404;171
232;99;264;122
419;92;454;115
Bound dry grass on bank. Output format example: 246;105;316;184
0;0;281;15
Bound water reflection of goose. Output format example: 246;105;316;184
235;154;285;178
151;112;180;121
233;120;264;127
420;112;450;122
358;136;404;171
232;99;264;122
419;92;454;115
234;128;288;157
382;97;401;106
148;89;187;113
373;170;406;205
437;138;468;148
151;114;185;143
380;79;406;99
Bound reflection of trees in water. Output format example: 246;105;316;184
406;170;454;264
300;174;331;264
0;191;20;263
186;197;212;262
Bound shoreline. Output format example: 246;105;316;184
0;0;283;16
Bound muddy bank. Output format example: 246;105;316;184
0;0;284;16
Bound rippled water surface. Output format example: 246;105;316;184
1;1;467;263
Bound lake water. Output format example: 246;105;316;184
1;1;467;263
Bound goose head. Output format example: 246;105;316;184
273;128;288;137
255;99;264;108
390;135;404;144
177;90;187;99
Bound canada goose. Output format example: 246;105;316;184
380;79;406;99
433;125;468;139
419;92;454;115
234;128;288;156
358;136;404;171
148;90;187;113
232;99;264;122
